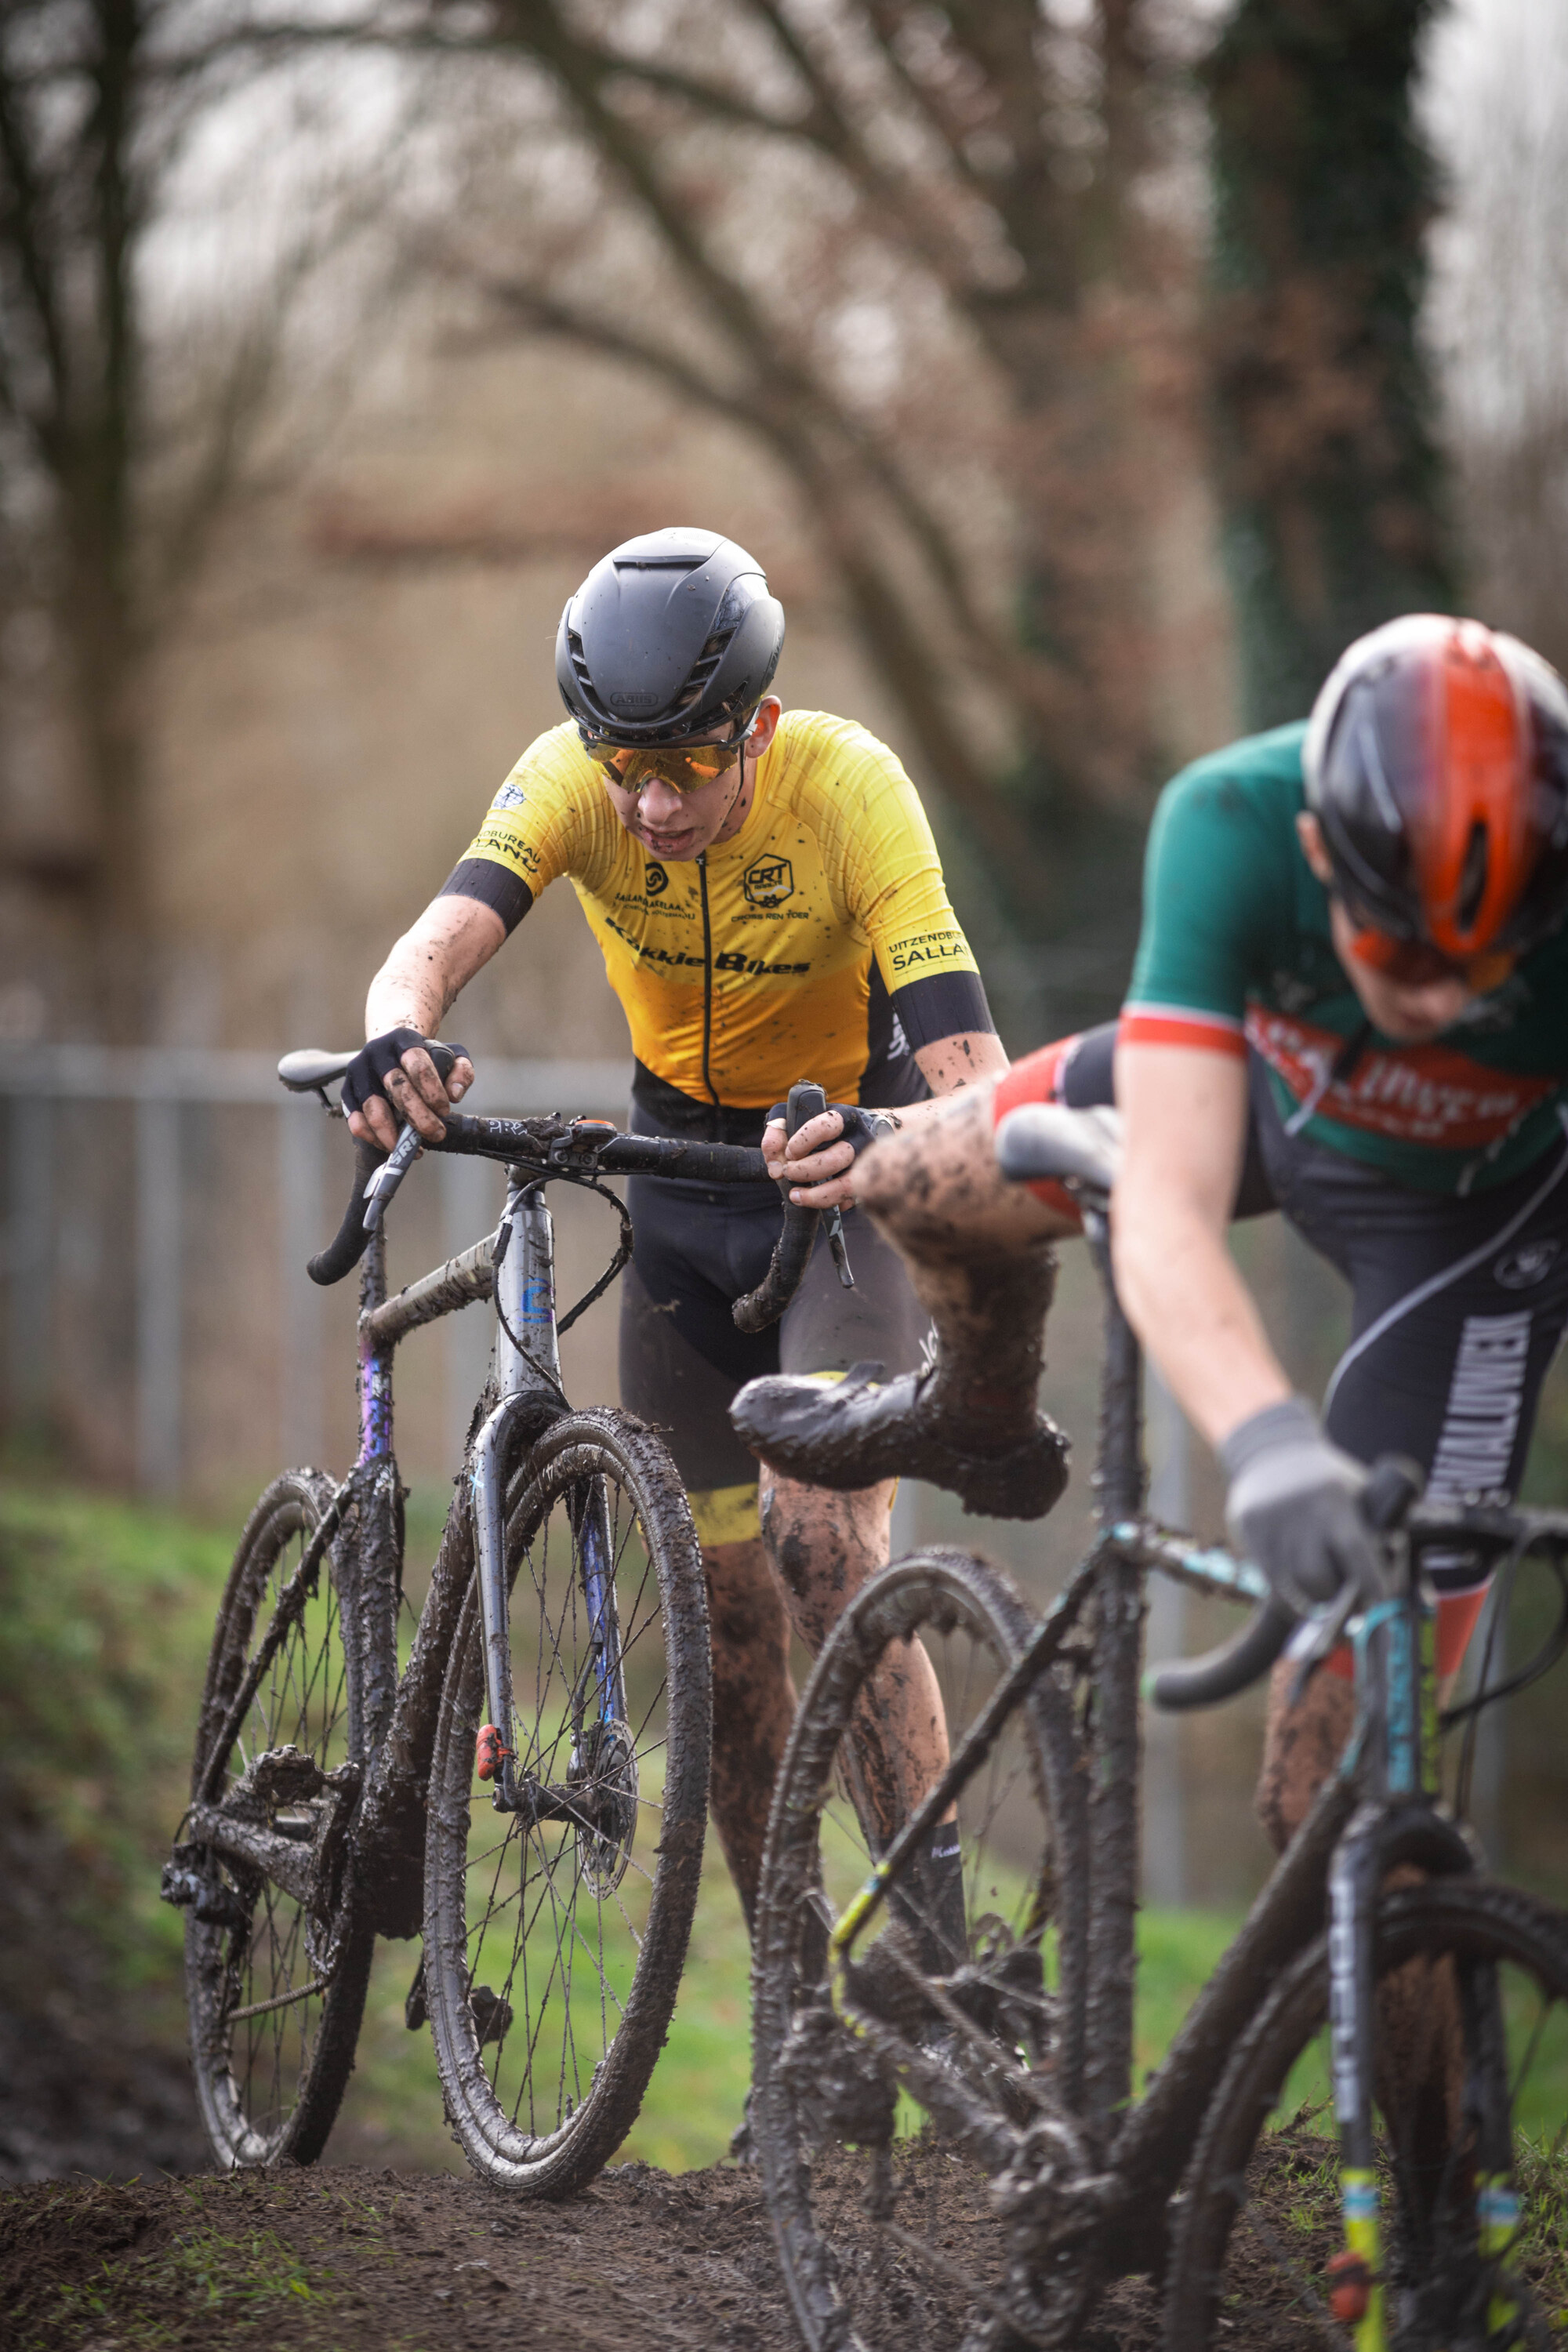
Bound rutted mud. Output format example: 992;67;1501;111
2;2161;796;2352
3;2140;1429;2352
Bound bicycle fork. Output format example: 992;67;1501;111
1327;1580;1512;2351
470;1174;627;1817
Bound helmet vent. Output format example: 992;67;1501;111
1458;820;1490;933
567;627;596;695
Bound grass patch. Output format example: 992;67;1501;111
0;1480;234;2016
39;2220;328;2350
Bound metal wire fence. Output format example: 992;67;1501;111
0;1047;629;1497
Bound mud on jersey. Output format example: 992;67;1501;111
1123;723;1568;1194
440;710;991;1109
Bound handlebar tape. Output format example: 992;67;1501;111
1144;1591;1298;1714
304;1042;463;1287
731;1082;827;1335
307;1135;387;1287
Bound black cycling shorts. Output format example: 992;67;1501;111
619;1089;931;1546
1006;1022;1568;1617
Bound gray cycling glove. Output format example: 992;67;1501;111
1219;1397;1384;1613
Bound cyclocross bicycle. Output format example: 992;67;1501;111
163;1050;828;2190
750;1100;1568;2351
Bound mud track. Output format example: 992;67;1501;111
2;2157;1177;2352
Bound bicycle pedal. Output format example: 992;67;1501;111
468;1984;514;2046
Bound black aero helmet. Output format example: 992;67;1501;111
557;528;786;746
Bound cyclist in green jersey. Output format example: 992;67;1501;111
735;614;1568;1849
334;528;1035;1939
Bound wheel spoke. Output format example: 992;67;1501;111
426;1421;707;2186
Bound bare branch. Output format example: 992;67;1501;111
478;269;1054;890
0;37;71;459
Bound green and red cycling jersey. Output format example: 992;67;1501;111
1120;723;1568;1196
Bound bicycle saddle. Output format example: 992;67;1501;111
278;1047;359;1092
993;1102;1123;1195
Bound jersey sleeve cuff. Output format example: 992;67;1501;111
437;857;534;937
889;968;996;1051
1119;1004;1247;1055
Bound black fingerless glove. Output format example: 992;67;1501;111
340;1027;430;1118
764;1101;902;1160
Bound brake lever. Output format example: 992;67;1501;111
361;1119;423;1233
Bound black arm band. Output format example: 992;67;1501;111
889;967;996;1051
438;858;534;937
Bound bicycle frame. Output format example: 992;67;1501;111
821;1194;1530;2328
466;1171;629;1817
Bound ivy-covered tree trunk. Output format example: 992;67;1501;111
1207;0;1456;729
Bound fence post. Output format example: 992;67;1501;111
1142;1364;1189;1907
136;1097;183;1496
278;1100;325;1469
7;1095;54;1427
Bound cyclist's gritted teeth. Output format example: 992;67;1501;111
636;814;702;857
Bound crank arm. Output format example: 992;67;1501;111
183;1804;319;1911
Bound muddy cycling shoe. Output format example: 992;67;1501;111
730;1361;1069;1521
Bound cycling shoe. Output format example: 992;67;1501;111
729;1361;1069;1520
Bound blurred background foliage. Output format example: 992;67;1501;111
2;0;1567;2177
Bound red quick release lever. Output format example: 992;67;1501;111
1326;2251;1375;2324
476;1724;510;1782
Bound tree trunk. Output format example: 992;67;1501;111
1206;0;1455;729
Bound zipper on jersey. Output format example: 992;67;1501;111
698;851;719;1106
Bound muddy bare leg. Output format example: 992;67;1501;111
855;1092;1064;1457
760;1468;946;1817
1255;1657;1356;1853
1258;1660;1462;2173
703;1535;797;1933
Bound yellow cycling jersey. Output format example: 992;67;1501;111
443;709;990;1109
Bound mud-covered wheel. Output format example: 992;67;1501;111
423;1409;712;2193
751;1548;1088;2352
1164;1879;1568;2351
183;1472;376;2168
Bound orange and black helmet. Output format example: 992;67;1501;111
1303;615;1568;959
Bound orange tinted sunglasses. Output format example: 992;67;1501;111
582;735;746;795
1346;922;1516;995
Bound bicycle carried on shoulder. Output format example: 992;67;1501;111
163;1050;827;2189
750;1102;1568;2350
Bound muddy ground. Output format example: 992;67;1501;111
2;2154;1178;2352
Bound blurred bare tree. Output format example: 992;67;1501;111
340;0;1217;946
1427;0;1568;681
0;0;1468;1023
326;0;1454;950
1206;0;1455;727
0;0;390;1007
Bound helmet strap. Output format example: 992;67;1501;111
717;709;760;836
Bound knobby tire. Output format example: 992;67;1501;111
423;1409;711;2194
1165;1878;1568;2352
751;1548;1089;2352
184;1472;377;2168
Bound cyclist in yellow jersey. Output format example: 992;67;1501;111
338;528;1060;1944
